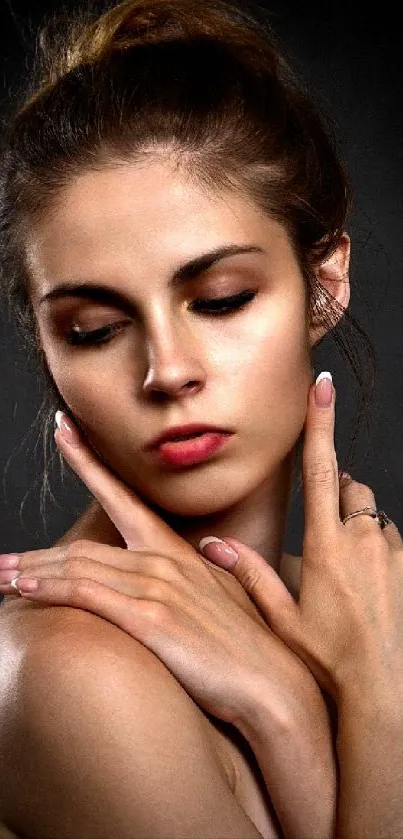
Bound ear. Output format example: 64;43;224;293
309;232;351;347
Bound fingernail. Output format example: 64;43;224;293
315;371;333;407
55;411;81;447
199;536;238;569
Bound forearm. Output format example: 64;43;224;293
236;674;338;839
336;675;403;839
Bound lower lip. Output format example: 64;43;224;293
152;432;233;467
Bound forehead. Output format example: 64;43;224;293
26;158;293;294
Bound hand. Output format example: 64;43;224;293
0;415;317;730
200;375;403;702
0;412;340;838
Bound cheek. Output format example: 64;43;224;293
234;307;312;443
48;358;117;438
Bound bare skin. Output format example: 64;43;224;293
26;157;350;576
0;498;302;612
0;502;306;839
0;156;349;836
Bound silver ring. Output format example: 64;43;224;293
342;507;392;530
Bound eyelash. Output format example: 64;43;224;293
64;290;257;348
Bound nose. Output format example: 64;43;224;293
141;320;206;400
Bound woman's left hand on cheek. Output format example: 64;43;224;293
0;412;283;726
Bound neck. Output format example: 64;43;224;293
150;446;298;574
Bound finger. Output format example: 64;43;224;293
339;476;377;529
0;570;25;594
302;373;340;540
5;540;169;577
199;535;332;693
339;475;403;547
199;535;300;637
0;546;65;572
14;576;150;640
62;540;172;572
380;521;403;549
2;548;176;597
32;550;179;584
0;547;68;595
0;543;127;578
10;557;156;601
54;415;187;553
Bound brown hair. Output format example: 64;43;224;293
0;0;376;531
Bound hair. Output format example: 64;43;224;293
0;0;376;535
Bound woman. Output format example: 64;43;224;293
0;1;402;837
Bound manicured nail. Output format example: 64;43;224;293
315;371;333;407
199;536;238;569
55;411;81;447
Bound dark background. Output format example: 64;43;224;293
1;1;402;578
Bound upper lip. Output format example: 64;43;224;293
146;423;233;450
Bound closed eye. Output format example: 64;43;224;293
191;289;256;314
64;289;257;348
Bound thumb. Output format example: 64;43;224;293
199;535;300;639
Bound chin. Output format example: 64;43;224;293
143;493;236;519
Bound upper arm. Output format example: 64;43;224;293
2;612;262;839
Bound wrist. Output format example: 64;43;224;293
233;666;325;747
233;668;338;836
337;665;403;725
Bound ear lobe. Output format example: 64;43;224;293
309;232;351;346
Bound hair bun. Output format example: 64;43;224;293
40;0;270;85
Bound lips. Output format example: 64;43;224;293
166;432;202;442
151;431;233;467
146;423;233;451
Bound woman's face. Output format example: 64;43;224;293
28;159;314;516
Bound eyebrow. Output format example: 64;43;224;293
38;244;265;309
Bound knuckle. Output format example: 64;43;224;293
65;539;91;559
150;556;182;586
344;522;385;555
359;527;386;551
303;524;337;554
239;566;262;594
141;599;170;624
305;459;338;486
155;556;175;578
340;478;371;494
145;579;169;602
63;557;88;576
356;479;374;493
70;577;98;603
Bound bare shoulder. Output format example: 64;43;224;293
0;603;262;839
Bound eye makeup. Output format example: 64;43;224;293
64;290;258;349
